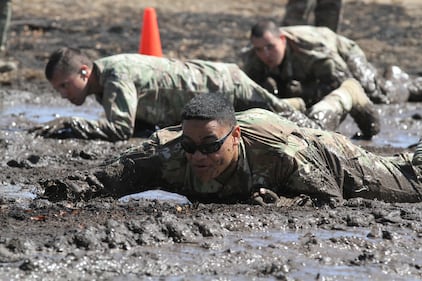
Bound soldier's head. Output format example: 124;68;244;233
250;21;286;69
45;47;93;106
181;93;241;182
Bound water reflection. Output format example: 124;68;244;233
0;104;103;125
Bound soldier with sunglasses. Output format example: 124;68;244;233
86;87;422;206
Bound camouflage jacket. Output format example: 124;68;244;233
127;108;422;203
72;54;301;141
243;25;367;106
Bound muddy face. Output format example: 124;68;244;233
181;119;240;182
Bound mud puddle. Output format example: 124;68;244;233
2;97;421;148
0;213;419;281
0;96;103;129
0;184;37;210
338;103;422;148
0;104;103;124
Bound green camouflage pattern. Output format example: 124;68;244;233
242;25;379;106
68;54;324;141
122;108;422;203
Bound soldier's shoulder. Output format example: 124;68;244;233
236;108;285;127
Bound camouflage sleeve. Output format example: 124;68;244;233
100;78;139;140
302;57;351;104
336;33;366;61
117;125;186;193
63;118;131;141
238;109;344;200
94;125;186;197
240;48;269;86
65;77;139;141
297;29;361;100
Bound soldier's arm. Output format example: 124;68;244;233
241;49;269;86
307;58;350;100
31;79;138;141
97;126;186;197
278;143;345;202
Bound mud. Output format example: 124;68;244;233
1;0;422;280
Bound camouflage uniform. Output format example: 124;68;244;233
66;54;345;141
242;25;422;105
282;0;342;32
112;108;422;203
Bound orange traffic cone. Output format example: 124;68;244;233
138;7;163;57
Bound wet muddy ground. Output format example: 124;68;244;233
1;0;422;280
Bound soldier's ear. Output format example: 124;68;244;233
232;125;241;145
80;65;90;78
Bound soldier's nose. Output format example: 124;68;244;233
191;150;207;159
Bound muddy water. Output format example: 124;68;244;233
338;103;421;148
0;197;421;280
1;93;422;280
1;94;421;148
0;93;103;130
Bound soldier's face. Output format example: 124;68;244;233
181;119;240;182
251;31;286;69
50;68;89;106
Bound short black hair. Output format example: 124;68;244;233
181;93;236;127
250;20;280;39
45;47;92;80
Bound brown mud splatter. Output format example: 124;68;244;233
1;0;422;280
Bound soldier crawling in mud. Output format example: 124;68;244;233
29;47;379;141
48;89;422;205
241;20;422;106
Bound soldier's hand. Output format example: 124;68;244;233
29;117;74;138
251;188;311;207
41;171;105;202
286;80;303;96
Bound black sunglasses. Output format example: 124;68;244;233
181;127;234;155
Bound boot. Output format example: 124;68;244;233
412;139;422;166
306;78;380;137
341;79;380;139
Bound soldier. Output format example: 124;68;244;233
30;47;379;141
241;21;422;105
56;91;422;205
282;0;343;32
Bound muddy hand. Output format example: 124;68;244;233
29;117;72;138
286;80;303;96
251;188;311;207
